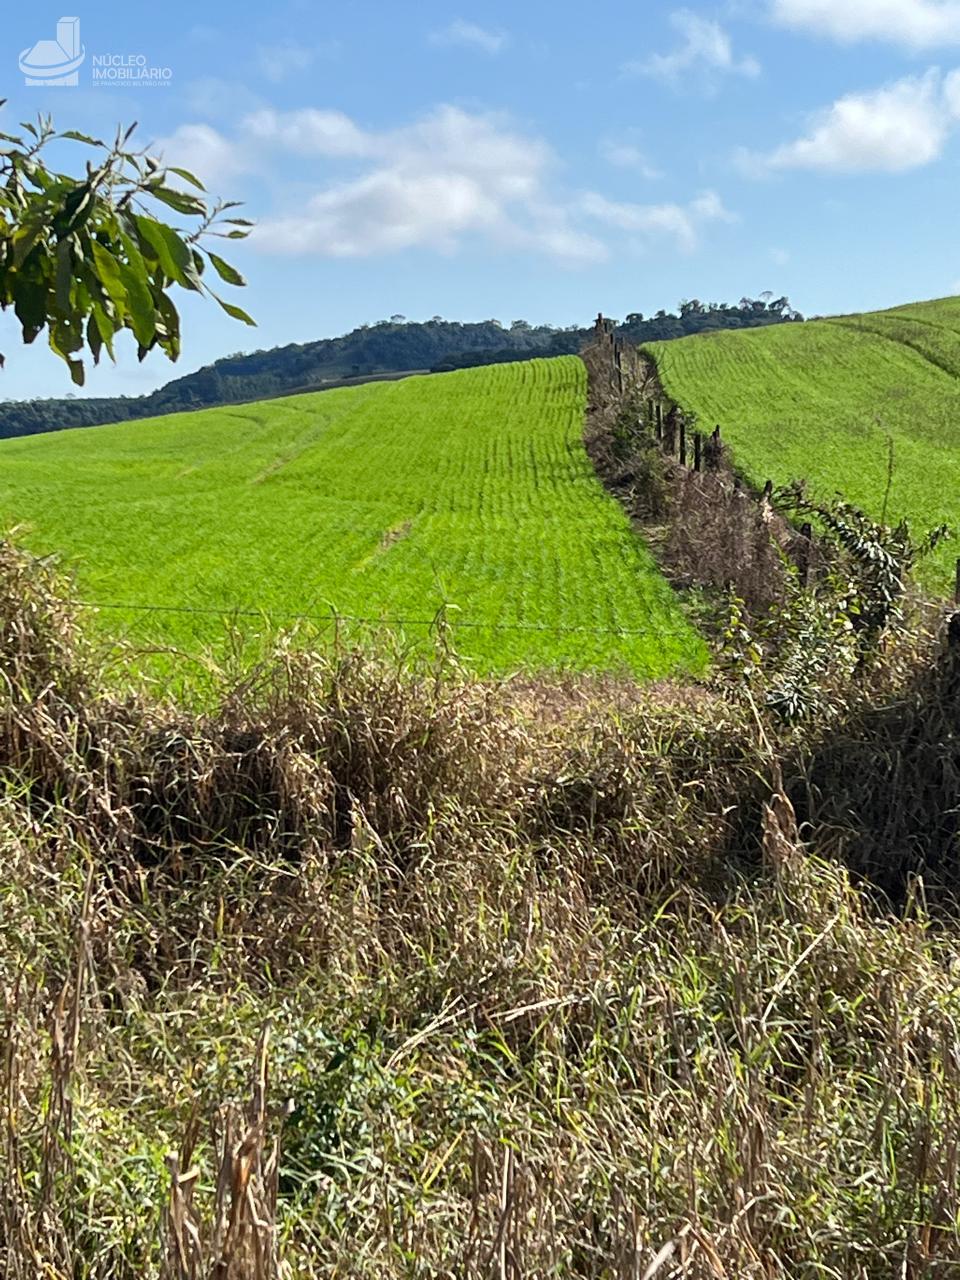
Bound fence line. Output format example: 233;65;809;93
589;312;817;581
68;598;696;640
590;314;960;607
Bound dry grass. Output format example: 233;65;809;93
2;538;960;1277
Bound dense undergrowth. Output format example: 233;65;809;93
3;530;960;1277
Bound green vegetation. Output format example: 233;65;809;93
647;295;960;592
0;356;706;678
0;107;251;384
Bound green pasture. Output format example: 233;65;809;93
0;356;706;678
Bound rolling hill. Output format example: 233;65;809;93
0;356;707;679
0;298;801;440
646;296;960;592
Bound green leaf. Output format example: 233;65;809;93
206;251;245;287
11;223;45;269
60;130;105;147
166;166;206;191
135;214;200;289
86;313;103;364
116;234;156;348
90;241;128;308
55;238;73;312
210;291;255;326
149;186;207;218
89;301;116;360
156;291;181;360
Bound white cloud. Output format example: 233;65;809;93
164;104;728;267
257;40;341;83
579;189;734;253
627;10;760;83
599;138;663;178
429;19;507;54
154;123;253;192
771;0;960;49
740;69;960;174
244;108;370;156
249;106;591;262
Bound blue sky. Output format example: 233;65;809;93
4;0;960;399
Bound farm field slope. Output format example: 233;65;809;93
0;357;706;677
647;296;960;592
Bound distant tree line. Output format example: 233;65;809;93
0;299;802;439
432;297;801;373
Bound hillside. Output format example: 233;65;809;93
0;356;706;678
0;298;801;440
647;295;960;592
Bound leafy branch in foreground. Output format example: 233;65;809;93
721;484;951;724
0;106;255;385
777;480;950;646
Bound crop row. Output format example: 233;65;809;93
0;357;707;679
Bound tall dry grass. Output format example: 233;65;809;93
1;535;960;1277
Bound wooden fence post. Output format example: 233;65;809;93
655;401;663;442
799;521;813;587
678;417;687;466
693;431;702;472
665;406;680;457
704;424;722;470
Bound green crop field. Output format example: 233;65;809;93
0;356;706;679
647;296;960;592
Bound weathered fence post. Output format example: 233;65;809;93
655;401;663;442
665;406;681;457
693;431;702;472
705;424;722;471
798;521;813;587
678;417;687;467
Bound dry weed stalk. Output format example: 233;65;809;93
163;1025;280;1280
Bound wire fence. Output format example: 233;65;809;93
68;598;696;640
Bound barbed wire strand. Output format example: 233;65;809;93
67;598;696;640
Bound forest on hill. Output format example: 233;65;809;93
0;296;801;438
